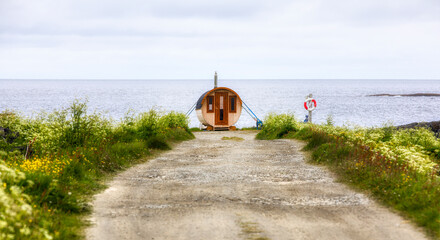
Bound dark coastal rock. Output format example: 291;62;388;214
0;127;19;144
396;121;440;136
368;93;440;97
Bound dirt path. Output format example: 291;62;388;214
86;131;427;240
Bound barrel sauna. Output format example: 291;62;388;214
195;87;242;131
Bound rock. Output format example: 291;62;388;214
396;121;440;136
368;93;440;97
0;127;19;144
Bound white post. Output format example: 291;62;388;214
309;110;312;124
306;93;314;124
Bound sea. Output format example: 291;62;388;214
1;79;439;128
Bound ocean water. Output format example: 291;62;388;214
1;79;439;128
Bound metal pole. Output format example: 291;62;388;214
214;71;218;88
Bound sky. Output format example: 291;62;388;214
0;0;439;79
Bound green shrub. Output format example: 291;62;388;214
136;110;160;140
257;114;440;237
112;111;137;143
0;111;28;155
256;113;299;140
146;136;171;150
110;141;148;159
325;114;335;126
289;126;313;140
189;127;202;132
0;162;52;240
0;151;8;159
60;100;111;148
0;100;194;239
159;111;190;131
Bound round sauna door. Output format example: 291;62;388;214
215;92;228;125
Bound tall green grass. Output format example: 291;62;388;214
0;100;194;239
255;113;299;140
257;114;440;238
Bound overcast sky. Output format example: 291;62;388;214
0;0;439;79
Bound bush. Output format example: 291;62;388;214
257;113;440;238
110;141;147;159
256;113;299;140
136;110;161;140
0;100;194;239
112;111;137;143
60;100;111;148
146;136;171;150
0;162;52;239
0;112;27;154
159;111;190;131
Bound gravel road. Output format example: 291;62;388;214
86;131;427;240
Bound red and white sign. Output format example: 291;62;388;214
304;98;317;111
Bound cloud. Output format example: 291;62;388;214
0;0;439;79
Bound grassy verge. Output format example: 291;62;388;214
189;127;258;132
256;114;440;239
221;136;244;141
0;100;194;239
189;127;202;132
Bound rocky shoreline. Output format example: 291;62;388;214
397;120;440;135
368;93;440;97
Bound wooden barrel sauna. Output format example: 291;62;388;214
195;87;242;131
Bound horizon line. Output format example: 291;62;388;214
1;78;440;81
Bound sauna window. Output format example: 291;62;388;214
229;96;236;113
207;96;214;113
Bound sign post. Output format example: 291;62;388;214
304;94;317;123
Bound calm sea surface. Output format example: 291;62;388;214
1;79;439;128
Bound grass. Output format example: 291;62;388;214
0;100;194;239
255;113;299;140
237;217;270;240
240;127;260;131
256;113;440;239
189;127;202;132
221;136;244;141
189;127;258;132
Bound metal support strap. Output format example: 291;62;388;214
242;101;263;129
185;102;197;117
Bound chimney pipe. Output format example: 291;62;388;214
214;71;218;89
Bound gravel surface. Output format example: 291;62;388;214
86;131;427;240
